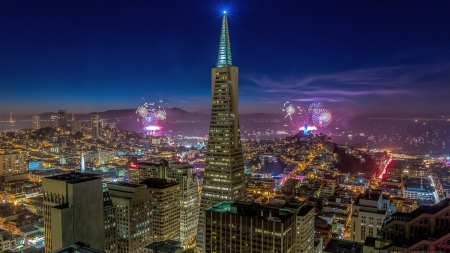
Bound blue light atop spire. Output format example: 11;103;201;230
217;13;232;67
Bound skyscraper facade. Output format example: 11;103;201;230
128;160;200;249
205;201;296;252
91;115;100;139
43;172;105;253
107;182;151;253
58;110;67;129
72;118;82;133
103;183;117;253
32;115;40;129
0;153;26;176
51;115;59;128
197;13;247;251
141;178;180;244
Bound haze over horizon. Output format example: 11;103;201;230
1;1;450;116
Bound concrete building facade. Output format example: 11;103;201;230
107;182;151;253
205;201;296;253
43;172;105;253
141;178;180;244
32;115;40;130
0;153;26;176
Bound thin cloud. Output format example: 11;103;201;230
245;64;450;103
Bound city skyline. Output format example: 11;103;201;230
1;1;450;116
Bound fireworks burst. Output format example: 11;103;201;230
136;101;166;135
283;101;332;133
312;109;332;128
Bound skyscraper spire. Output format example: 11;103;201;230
217;12;232;67
197;12;247;252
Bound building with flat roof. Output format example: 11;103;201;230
50;242;105;253
0;153;26;176
102;183;116;253
90;115;100;139
282;201;315;253
350;189;392;243
205;201;296;252
43;172;105;253
166;162;199;249
107;182;151;253
380;198;450;253
144;240;183;253
129;161;199;249
32;115;40;130
140;178;180;244
58;110;67;130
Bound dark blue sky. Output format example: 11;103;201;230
1;1;450;116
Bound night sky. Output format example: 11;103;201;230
1;1;450;116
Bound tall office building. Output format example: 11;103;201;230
197;12;247;251
103;183;116;253
43;172;105;253
91;115;100;139
205;201;296;252
0;153;26;176
350;189;393;243
72;118;82;133
107;182;151;253
51;115;59;128
129;161;200;249
58;110;67;129
283;202;315;253
167;163;199;249
141;178;180;244
128;160;168;184
379;198;450;252
32;115;40;129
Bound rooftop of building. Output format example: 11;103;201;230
44;172;101;183
50;242;105;253
145;240;182;252
360;189;382;200
107;181;142;188
385;198;450;226
364;236;376;247
140;178;178;189
298;205;315;216
207;201;295;222
324;238;363;253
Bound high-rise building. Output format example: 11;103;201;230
140;178;180;243
72;118;82;133
205;201;296;252
91;115;100;139
32;115;40;129
0;153;26;176
51;115;59;128
129;161;200;249
128;161;167;184
283;201;315;253
58;110;67;129
167;163;199;249
197;12;247;251
103;183;116;253
43;172;105;253
107;182;151;253
378;198;450;252
350;189;393;243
